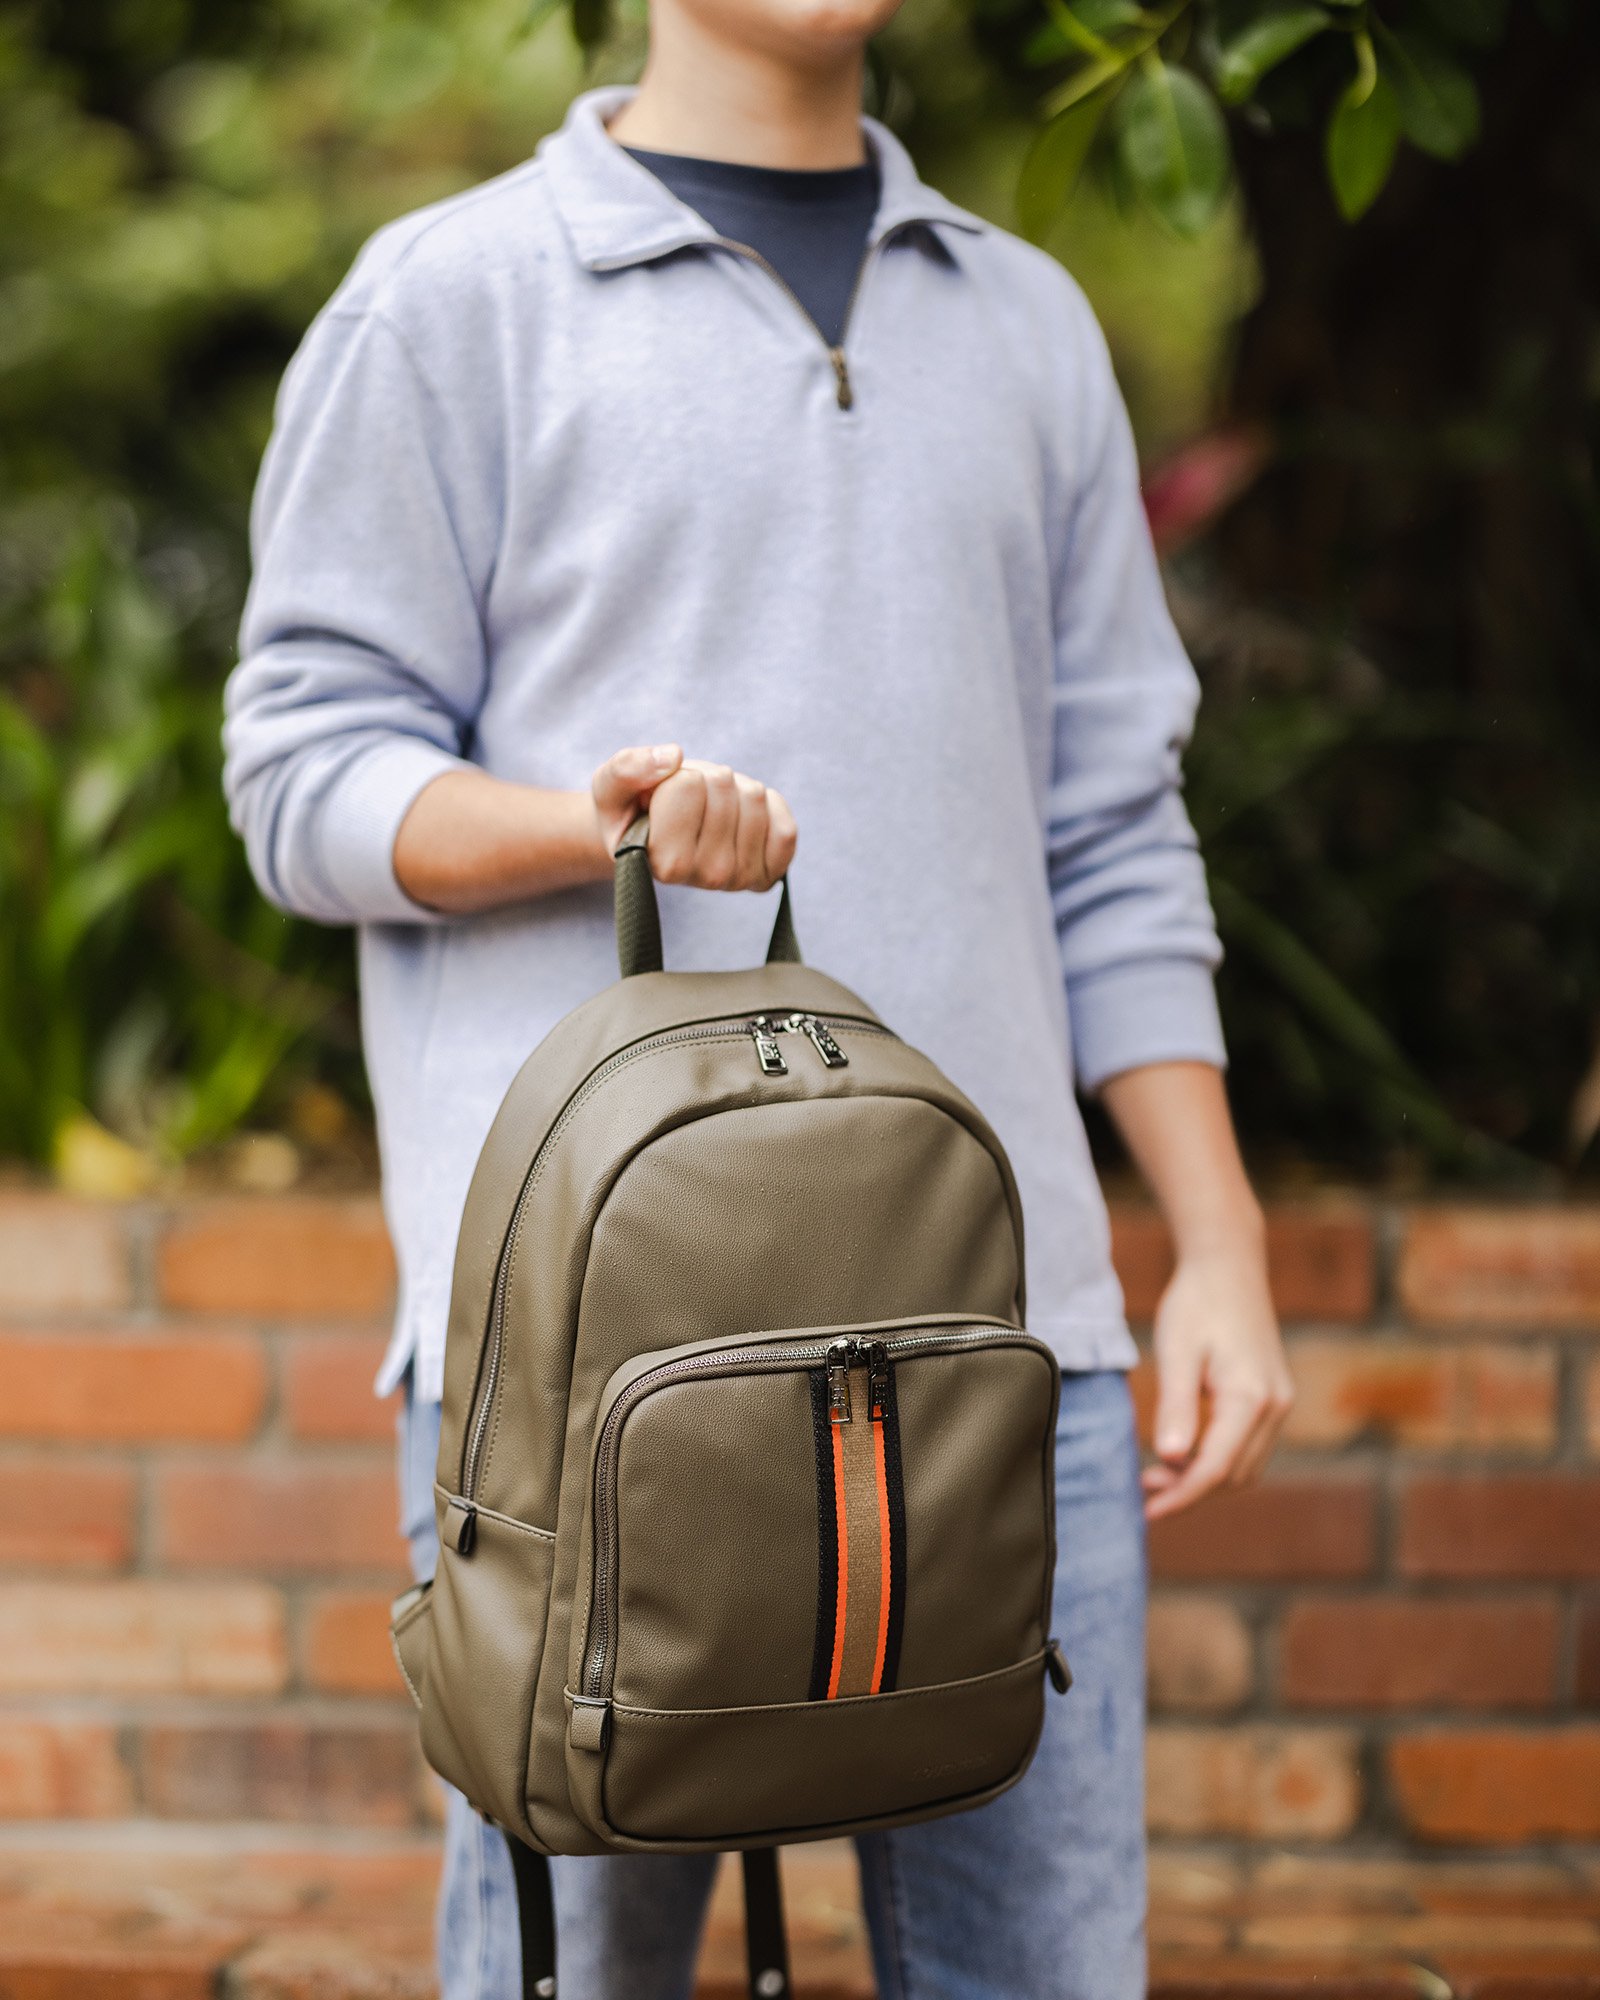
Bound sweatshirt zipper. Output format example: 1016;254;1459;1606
457;1011;891;1504
581;1323;1039;1702
712;225;908;411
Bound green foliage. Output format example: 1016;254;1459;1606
1325;60;1399;219
0;0;581;1165
1110;56;1231;236
0;515;351;1160
1000;0;1502;239
3;0;1593;1188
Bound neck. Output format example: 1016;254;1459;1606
607;26;867;169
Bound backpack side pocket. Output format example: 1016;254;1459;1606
390;1580;433;1711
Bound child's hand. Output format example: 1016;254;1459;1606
592;745;797;892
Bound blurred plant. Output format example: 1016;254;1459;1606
0;514;354;1165
0;0;582;1171
2;0;1595;1186
974;0;1510;242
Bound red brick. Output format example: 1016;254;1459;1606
157;1199;394;1318
1400;1208;1600;1327
1284;1336;1557;1453
1147;1596;1254;1713
1388;1729;1600;1842
0;1582;288;1695
1399;1474;1600;1579
1586;1353;1600;1456
1279;1596;1560;1710
0;1193;131;1314
226;1930;437;2000
1576;1596;1600;1708
1111;1202;1374;1323
137;1720;420;1826
1150;1478;1378;1581
1148;1958;1419;1998
301;1589;404;1696
0;1328;268;1442
0;1914;246;2000
282;1333;397;1442
1147;1726;1361;1838
0;1457;135;1569
1438;1961;1600;2000
0;1718;132;1817
156;1462;404;1574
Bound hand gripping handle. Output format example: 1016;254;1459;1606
613;812;801;978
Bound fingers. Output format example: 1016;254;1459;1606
1230;1366;1295;1485
591;744;681;851
732;773;769;888
765;789;798;882
647;765;710;884
646;758;794;892
1144;1386;1259;1521
691;762;740;889
1143;1362;1295;1521
1151;1333;1203;1471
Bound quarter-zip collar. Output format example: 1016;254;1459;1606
541;86;985;275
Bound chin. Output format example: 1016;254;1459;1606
694;0;904;63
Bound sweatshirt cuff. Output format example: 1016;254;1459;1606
1067;957;1227;1092
317;737;471;923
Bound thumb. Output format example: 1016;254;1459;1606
593;743;681;817
1153;1330;1203;1466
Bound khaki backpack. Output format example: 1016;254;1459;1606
392;820;1070;1998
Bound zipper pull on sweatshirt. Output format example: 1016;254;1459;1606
830;348;853;410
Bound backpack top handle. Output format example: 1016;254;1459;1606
613;813;802;978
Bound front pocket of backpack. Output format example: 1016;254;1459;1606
566;1318;1060;1846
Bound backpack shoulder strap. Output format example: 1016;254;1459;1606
507;1831;791;2000
743;1847;793;1998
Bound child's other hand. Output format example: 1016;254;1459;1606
591;745;797;891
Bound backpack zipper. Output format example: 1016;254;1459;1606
711;224;909;411
457;1011;891;1504
581;1324;1043;1703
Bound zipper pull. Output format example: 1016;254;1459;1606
826;1337;854;1424
750;1017;788;1077
866;1341;890;1422
1046;1638;1073;1695
829;348;853;410
797;1014;848;1069
443;1496;478;1557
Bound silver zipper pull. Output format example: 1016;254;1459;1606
800;1015;847;1068
827;1337;854;1424
866;1340;890;1422
750;1017;788;1076
829;349;853;410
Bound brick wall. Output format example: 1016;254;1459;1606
1;1189;1597;1851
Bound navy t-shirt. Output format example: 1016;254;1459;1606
624;147;881;348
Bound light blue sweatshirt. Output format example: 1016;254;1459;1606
224;87;1225;1401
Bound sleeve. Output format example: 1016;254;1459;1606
1047;289;1226;1091
222;306;495;925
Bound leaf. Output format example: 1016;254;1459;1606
1214;5;1330;105
1073;0;1148;30
1375;23;1481;159
1017;98;1108;240
1326;71;1400;219
1112;58;1231;238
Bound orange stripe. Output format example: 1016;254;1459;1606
827;1424;849;1700
869;1416;892;1695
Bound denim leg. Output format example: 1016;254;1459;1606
396;1382;718;2000
853;1370;1148;2000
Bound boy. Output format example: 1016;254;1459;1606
224;0;1292;1990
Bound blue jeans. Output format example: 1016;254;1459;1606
398;1370;1148;1999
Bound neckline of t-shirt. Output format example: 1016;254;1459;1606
623;146;880;207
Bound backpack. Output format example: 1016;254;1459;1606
391;819;1071;1998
